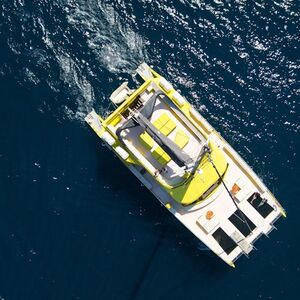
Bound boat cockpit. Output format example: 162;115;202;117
111;83;228;205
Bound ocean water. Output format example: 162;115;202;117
0;0;299;299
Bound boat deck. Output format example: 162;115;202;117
118;86;204;186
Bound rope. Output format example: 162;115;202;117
206;147;253;235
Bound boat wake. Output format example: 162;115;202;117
0;0;148;121
64;0;147;73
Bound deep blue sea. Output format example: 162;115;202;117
0;0;299;299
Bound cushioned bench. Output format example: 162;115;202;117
139;132;154;150
139;113;189;166
153;113;176;136
152;145;171;165
139;131;171;165
174;129;189;149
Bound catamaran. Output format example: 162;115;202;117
85;63;285;266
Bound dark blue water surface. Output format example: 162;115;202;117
0;0;299;299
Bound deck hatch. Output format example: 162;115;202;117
212;228;237;254
229;211;256;237
247;193;274;218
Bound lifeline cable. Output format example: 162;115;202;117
205;146;253;235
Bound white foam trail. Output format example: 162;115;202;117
31;0;148;121
65;0;148;73
48;0;148;120
55;52;96;121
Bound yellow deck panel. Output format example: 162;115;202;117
139;132;154;150
153;113;176;136
169;142;228;205
174;129;189;149
152;146;171;165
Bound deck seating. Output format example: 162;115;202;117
152;145;171;165
139;113;191;166
139;131;171;165
153;113;176;136
139;132;154;150
139;113;177;165
174;129;189;149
